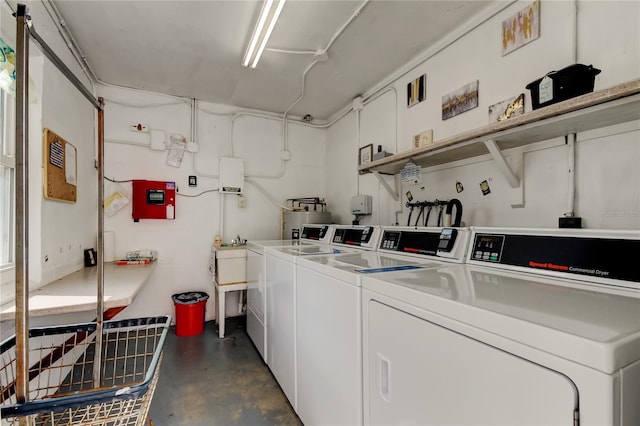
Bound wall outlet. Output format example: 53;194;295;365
130;123;149;133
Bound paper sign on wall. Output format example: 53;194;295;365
65;144;77;185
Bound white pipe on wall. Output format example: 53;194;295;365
566;0;578;218
566;133;576;217
230;112;286;179
219;193;225;241
355;108;361;196
571;0;578;63
325;1;516;126
363;87;398;154
41;0;95;91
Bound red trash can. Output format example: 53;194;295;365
171;291;209;336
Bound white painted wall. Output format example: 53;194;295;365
3;0;638;329
325;0;640;230
1;0;98;306
99;86;326;321
40;60;97;284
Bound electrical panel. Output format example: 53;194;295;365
219;157;244;194
351;195;372;215
131;180;176;221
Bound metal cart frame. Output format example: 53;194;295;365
4;4;168;426
1;316;170;425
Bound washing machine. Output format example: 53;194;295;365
294;226;470;426
247;224;333;362
361;227;640;425
265;225;380;410
330;224;383;251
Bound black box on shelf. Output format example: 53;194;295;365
526;64;601;110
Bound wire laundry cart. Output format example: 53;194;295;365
0;316;170;425
6;4;172;426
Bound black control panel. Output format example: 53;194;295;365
301;225;329;240
471;233;639;283
471;234;505;262
333;227;373;246
379;230;442;256
437;228;458;252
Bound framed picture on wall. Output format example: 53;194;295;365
359;144;373;165
502;0;540;56
442;80;479;120
407;74;427;108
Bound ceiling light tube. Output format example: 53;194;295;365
243;0;286;69
251;0;286;68
243;0;274;67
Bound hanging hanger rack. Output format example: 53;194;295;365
13;4;105;413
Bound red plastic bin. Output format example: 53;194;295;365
171;291;209;336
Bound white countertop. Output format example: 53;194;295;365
0;262;156;321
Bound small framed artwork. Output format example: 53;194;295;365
359;144;373;165
442;80;479;120
488;93;524;123
502;0;540;56
407;74;426;108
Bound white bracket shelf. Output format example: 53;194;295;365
484;139;524;208
358;80;640;177
372;171;399;201
356;80;640;210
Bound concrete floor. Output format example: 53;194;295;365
149;317;302;425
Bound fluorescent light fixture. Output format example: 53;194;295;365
243;0;286;69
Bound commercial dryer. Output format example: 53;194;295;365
265;225;380;410
361;227;640;425
294;226;470;426
246;224;333;361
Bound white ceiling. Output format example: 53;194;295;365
52;0;494;120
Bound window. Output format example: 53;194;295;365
0;89;15;268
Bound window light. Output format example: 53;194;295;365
243;0;286;69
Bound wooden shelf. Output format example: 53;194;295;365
359;79;640;175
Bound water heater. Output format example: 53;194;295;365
283;210;331;239
131;180;176;222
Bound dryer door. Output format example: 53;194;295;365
365;300;577;425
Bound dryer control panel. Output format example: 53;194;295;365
301;225;331;242
332;226;381;250
378;227;470;262
469;229;639;284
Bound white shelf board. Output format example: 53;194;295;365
359;79;640;175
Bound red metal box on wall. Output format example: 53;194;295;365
131;180;176;221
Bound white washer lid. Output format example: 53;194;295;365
297;251;440;285
247;239;309;251
267;244;356;263
362;264;640;374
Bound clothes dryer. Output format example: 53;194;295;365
361;227;640;425
294;226;470;426
246;224;333;361
265;225;380;410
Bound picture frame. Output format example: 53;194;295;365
359;144;373;165
501;0;540;56
442;80;479;121
407;74;427;108
488;93;524;123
